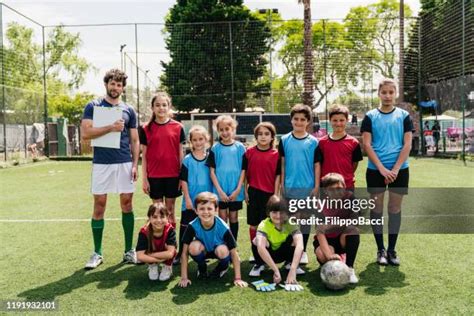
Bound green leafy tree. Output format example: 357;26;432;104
1;23;92;123
49;92;95;125
162;0;271;112
276;19;357;108
345;0;413;79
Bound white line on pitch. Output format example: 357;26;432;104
1;214;473;223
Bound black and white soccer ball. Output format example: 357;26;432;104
320;260;350;290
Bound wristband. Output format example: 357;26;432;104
234;278;241;281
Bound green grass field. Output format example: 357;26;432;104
1;158;473;314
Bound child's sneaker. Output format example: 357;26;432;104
85;252;103;270
284;263;306;275
300;252;309;264
249;264;265;277
348;268;359;284
210;265;229;278
173;257;180;266
249;255;255;263
123;249;137;264
376;249;388;266
148;264;159;280
159;265;173;281
387;250;400;266
197;264;208;279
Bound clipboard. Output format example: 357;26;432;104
91;106;123;149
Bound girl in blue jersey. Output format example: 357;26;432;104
206;115;246;241
361;78;413;266
176;125;213;264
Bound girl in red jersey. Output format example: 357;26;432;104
242;122;281;273
139;92;185;227
136;203;177;281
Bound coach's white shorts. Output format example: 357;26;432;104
91;162;135;194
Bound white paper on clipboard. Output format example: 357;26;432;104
91;106;123;149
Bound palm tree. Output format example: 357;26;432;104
299;0;314;108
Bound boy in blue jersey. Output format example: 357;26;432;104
278;104;320;264
176;125;213;264
81;69;140;269
361;78;413;266
178;192;247;288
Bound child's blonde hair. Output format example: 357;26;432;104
214;115;238;131
188;125;210;150
377;78;398;94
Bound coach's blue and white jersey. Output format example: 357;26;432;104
82;98;137;164
361;107;413;170
278;132;318;198
180;153;213;211
206;141;246;201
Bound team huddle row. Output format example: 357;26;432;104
81;69;413;291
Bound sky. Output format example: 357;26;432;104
2;0;421;96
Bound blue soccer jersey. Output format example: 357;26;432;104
182;216;236;252
361;107;413;170
278;132;319;198
179;153;213;211
82;98;137;164
206;141;246;201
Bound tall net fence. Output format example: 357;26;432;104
1;2;473;161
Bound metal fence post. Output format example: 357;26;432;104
229;22;235;111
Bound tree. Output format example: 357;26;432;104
1;23;93;123
276;19;358;109
298;0;314;108
345;0;413;79
49;92;95;125
162;0;271;112
3;22;92;90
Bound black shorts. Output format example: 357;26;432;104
252;235;295;265
247;186;273;226
366;168;409;195
180;209;197;226
313;235;344;255
218;201;243;212
148;177;182;200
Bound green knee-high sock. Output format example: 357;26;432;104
122;212;134;252
91;219;104;255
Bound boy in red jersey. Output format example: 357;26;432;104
316;105;363;190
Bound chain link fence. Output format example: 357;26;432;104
1;2;472;162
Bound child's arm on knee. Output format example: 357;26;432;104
136;251;163;264
256;235;281;283
148;245;176;261
287;233;304;284
317;233;340;261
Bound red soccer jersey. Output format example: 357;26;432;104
139;222;175;252
242;146;281;194
139;119;185;178
316;134;363;189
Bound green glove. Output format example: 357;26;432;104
251;280;277;292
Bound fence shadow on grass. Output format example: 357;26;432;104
358;262;409;295
18;263;173;301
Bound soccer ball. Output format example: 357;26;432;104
320;260;350;290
